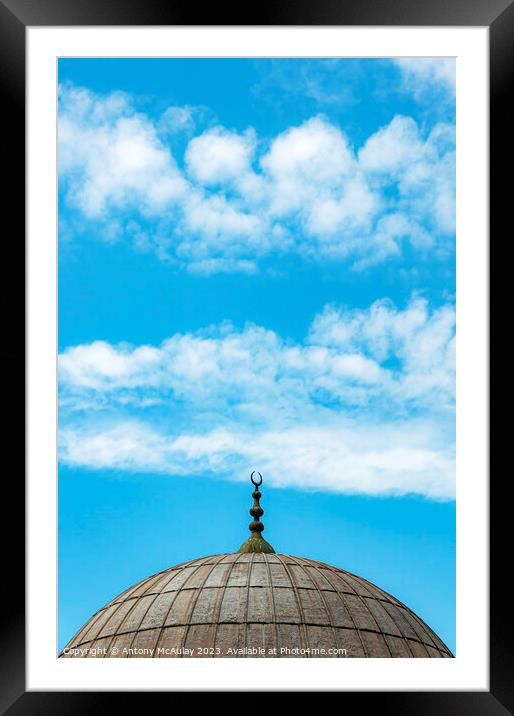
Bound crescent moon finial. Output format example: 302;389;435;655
237;471;275;554
250;470;262;487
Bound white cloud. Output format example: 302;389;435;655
59;341;162;390
58;85;188;219
359;115;424;174
158;105;196;135
60;420;455;499
186;126;256;185
181;191;264;248
187;258;258;276
59;298;455;499
393;58;456;100
262;116;353;192
359;116;455;238
59;85;455;273
59;298;455;414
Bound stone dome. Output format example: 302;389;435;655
61;552;452;658
61;475;452;658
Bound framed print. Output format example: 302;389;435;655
1;0;509;709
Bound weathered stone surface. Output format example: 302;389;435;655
61;553;453;658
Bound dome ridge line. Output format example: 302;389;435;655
210;552;245;656
178;554;226;656
287;554;342;658
276;554;311;655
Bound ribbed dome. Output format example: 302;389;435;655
61;552;452;658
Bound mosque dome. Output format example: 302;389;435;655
61;474;453;658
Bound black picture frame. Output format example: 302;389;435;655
1;0;508;710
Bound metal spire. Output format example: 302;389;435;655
238;472;275;554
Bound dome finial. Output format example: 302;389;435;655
238;472;275;554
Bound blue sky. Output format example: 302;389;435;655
58;58;456;653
